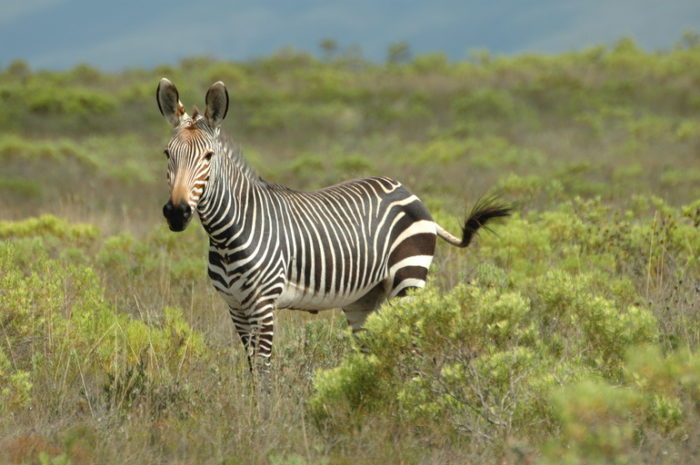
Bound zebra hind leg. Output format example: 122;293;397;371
342;281;389;334
341;267;429;335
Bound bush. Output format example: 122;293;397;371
0;230;210;415
310;195;697;461
542;379;645;465
540;347;700;464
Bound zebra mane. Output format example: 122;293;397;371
219;134;266;185
216;130;295;192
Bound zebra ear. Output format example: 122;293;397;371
205;81;229;129
157;78;186;127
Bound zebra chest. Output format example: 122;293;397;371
207;250;244;307
207;248;270;308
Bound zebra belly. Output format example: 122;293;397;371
208;268;376;311
276;280;381;311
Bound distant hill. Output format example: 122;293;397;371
1;0;699;70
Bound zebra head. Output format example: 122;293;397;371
156;78;229;231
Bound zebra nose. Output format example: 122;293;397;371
163;200;191;217
179;202;192;220
163;200;192;231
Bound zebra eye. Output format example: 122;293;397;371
203;151;214;161
164;149;170;159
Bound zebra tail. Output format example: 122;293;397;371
436;196;512;248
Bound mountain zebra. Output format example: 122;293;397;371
156;78;510;370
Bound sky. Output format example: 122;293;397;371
1;0;699;70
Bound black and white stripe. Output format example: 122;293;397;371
157;79;510;370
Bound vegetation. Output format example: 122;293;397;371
1;36;699;464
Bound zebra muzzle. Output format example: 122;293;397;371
163;200;192;232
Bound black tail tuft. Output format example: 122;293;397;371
460;196;512;248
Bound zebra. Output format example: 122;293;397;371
156;78;510;371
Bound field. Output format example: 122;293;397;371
1;37;700;464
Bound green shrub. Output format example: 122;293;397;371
0;215;99;244
309;196;688;444
625;346;700;433
0;348;32;413
541;379;645;465
310;285;575;439
0;233;210;414
0;177;43;197
0;134;96;166
534;270;658;375
26;85;116;116
539;347;700;464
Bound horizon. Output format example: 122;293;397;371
4;32;699;74
1;0;699;71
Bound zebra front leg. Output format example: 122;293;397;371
229;308;257;373
248;301;275;373
229;302;275;374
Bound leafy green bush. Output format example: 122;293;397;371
0;177;42;197
310;271;657;435
0;348;32;413
452;88;523;123
0;215;99;243
26;86;116;116
539;347;700;464
0;226;210;415
0;134;96;166
542;379;645;465
310;195;696;461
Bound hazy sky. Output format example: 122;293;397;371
1;0;699;70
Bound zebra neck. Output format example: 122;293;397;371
196;142;264;247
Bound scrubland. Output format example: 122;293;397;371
1;37;699;464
